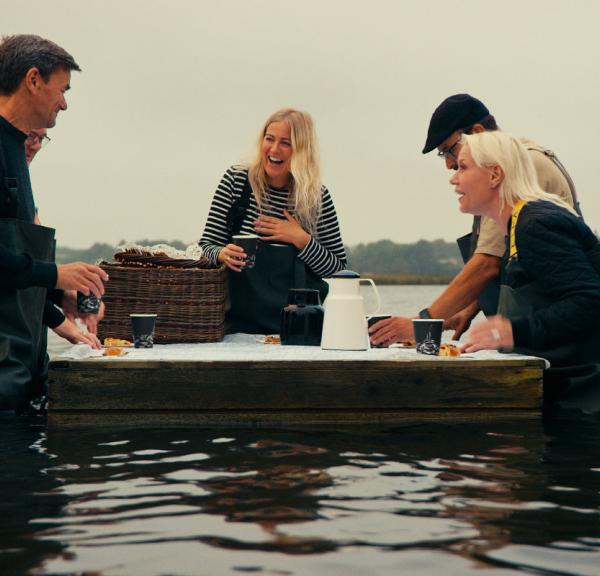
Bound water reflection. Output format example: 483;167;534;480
1;415;599;575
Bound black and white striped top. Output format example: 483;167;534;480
200;166;347;277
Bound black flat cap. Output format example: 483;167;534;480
422;94;490;154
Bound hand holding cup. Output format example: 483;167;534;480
77;291;101;314
232;234;259;270
367;315;391;348
219;243;247;272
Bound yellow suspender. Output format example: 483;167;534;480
509;199;527;259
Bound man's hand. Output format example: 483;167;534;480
461;315;514;353
255;209;310;250
60;289;78;322
56;262;108;297
80;301;105;335
444;301;480;340
53;318;101;349
60;290;104;334
369;316;414;347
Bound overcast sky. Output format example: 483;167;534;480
4;0;599;248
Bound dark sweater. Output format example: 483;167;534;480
506;200;600;352
0;116;63;328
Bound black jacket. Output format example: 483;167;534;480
505;200;600;354
0;116;63;328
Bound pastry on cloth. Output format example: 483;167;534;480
103;337;133;347
103;347;128;356
260;335;281;344
439;343;461;357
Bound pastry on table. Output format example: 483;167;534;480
439;343;461;357
103;347;128;356
103;337;133;347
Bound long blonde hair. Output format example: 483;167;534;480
247;108;322;234
463;131;577;215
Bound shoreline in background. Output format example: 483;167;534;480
55;238;463;283
367;273;454;285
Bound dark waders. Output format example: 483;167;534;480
456;216;500;316
227;242;326;334
0;219;55;411
497;204;600;414
225;175;327;334
498;276;600;415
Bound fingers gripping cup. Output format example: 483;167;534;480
412;319;444;355
367;315;391;348
77;291;101;314
232;234;259;270
130;314;157;348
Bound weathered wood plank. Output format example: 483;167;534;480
49;360;543;411
47;409;541;429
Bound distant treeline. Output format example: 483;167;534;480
56;238;462;284
346;239;461;280
55;239;188;266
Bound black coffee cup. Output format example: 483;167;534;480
77;291;101;314
232;234;259;269
412;319;444;355
130;314;157;348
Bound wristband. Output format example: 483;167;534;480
418;308;431;319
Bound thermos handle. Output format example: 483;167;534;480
361;278;381;317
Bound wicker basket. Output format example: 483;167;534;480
97;262;227;343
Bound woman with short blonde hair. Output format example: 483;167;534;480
463;131;576;216
453;131;600;413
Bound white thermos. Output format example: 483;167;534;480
321;270;381;351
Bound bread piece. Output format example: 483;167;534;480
104;337;132;347
103;347;128;356
439;343;461;357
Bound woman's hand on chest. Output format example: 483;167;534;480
255;209;311;250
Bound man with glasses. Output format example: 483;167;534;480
0;34;108;412
369;93;577;347
25;128;51;165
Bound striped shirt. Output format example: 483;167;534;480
200;166;347;277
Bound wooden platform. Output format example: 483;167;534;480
48;342;545;428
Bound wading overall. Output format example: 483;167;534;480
498;200;600;413
225;176;327;334
0;133;55;411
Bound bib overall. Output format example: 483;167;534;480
225;176;327;334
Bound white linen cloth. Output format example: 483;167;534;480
57;334;548;367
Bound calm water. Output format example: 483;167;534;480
3;286;597;576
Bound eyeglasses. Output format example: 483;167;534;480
26;132;52;148
437;140;460;162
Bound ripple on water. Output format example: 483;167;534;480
1;416;599;575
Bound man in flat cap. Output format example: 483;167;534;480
369;93;579;346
